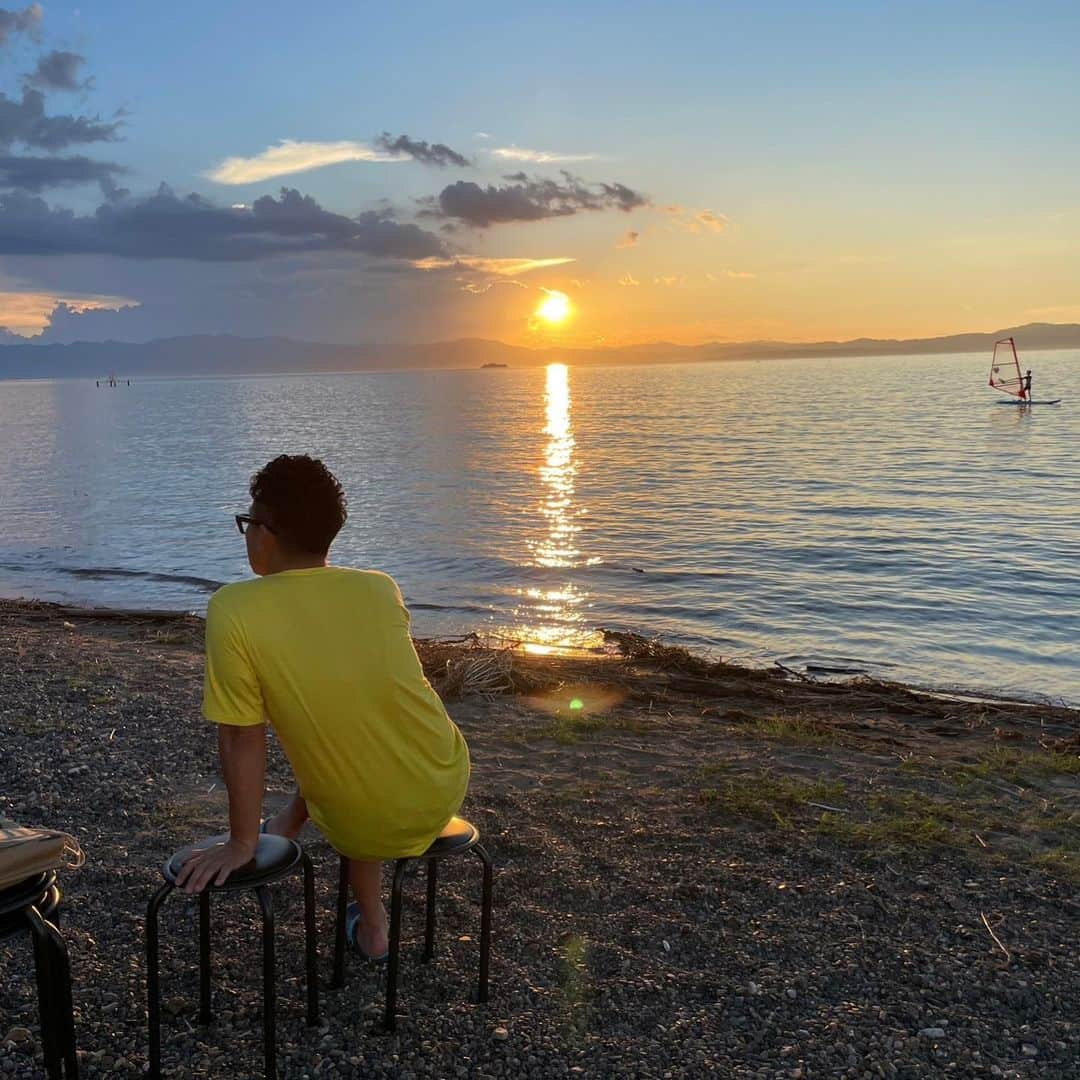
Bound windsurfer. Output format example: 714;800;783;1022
1022;370;1032;402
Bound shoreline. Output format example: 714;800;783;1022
1;597;1077;1076
2;590;1071;713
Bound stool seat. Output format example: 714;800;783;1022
0;871;56;920
0;876;59;946
163;834;301;891
422;817;480;858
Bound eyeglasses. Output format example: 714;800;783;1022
235;514;276;536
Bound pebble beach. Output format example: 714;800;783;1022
1;599;1077;1078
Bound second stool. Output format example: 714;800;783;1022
145;834;318;1079
331;815;493;1031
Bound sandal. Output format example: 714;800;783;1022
345;902;389;962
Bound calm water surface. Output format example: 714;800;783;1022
1;351;1077;702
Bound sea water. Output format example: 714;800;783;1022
1;350;1077;702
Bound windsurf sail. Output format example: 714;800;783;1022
989;337;1026;399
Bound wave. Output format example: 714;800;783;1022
39;565;223;592
406;600;493;615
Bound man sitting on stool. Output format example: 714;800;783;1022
176;454;470;961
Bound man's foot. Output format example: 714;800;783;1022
262;801;307;840
345;902;389;961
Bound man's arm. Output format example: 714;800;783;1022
175;722;266;893
219;722;266;847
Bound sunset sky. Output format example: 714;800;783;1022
1;1;1079;347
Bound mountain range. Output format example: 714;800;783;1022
1;322;1078;380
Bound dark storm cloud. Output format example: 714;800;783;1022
373;132;471;168
0;185;448;261
0;153;125;193
25;50;90;92
421;171;649;227
0;4;41;46
597;181;649;213
0;87;120;150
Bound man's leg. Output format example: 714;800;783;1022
264;791;309;839
348;859;389;958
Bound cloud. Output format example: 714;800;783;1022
421;171;649;227
0;4;41;46
460;278;528;295
373;132;470;168
0;87;121;150
618;272;639;287
695;210;727;232
616;229;639;249
664;205;728;233
4;250;535;345
413;255;574;276
206;139;399;184
0;153;125;193
26;50;90;92
490;146;600;165
654;275;683;286
705;269;755;281
26;297;140;338
0;287;132;336
0;184;448;261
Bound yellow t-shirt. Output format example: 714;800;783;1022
202;566;470;859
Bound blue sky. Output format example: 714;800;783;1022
2;1;1079;345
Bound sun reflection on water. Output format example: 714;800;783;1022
512;364;603;654
535;364;578;567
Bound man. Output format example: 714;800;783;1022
176;454;470;960
1022;369;1033;401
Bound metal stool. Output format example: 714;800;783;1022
0;871;78;1079
331;816;493;1031
145;834;319;1079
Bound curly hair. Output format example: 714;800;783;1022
249;454;347;555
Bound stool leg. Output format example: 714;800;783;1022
146;882;174;1080
422;859;438;963
255;886;277;1080
475;844;493;1004
384;859;408;1033
27;907;63;1080
198;890;212;1025
300;853;319;1026
331;855;348;989
44;918;78;1078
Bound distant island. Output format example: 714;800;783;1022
1;321;1078;381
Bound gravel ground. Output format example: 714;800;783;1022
1;601;1077;1078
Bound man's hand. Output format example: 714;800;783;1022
175;837;256;894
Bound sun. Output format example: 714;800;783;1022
535;290;571;325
